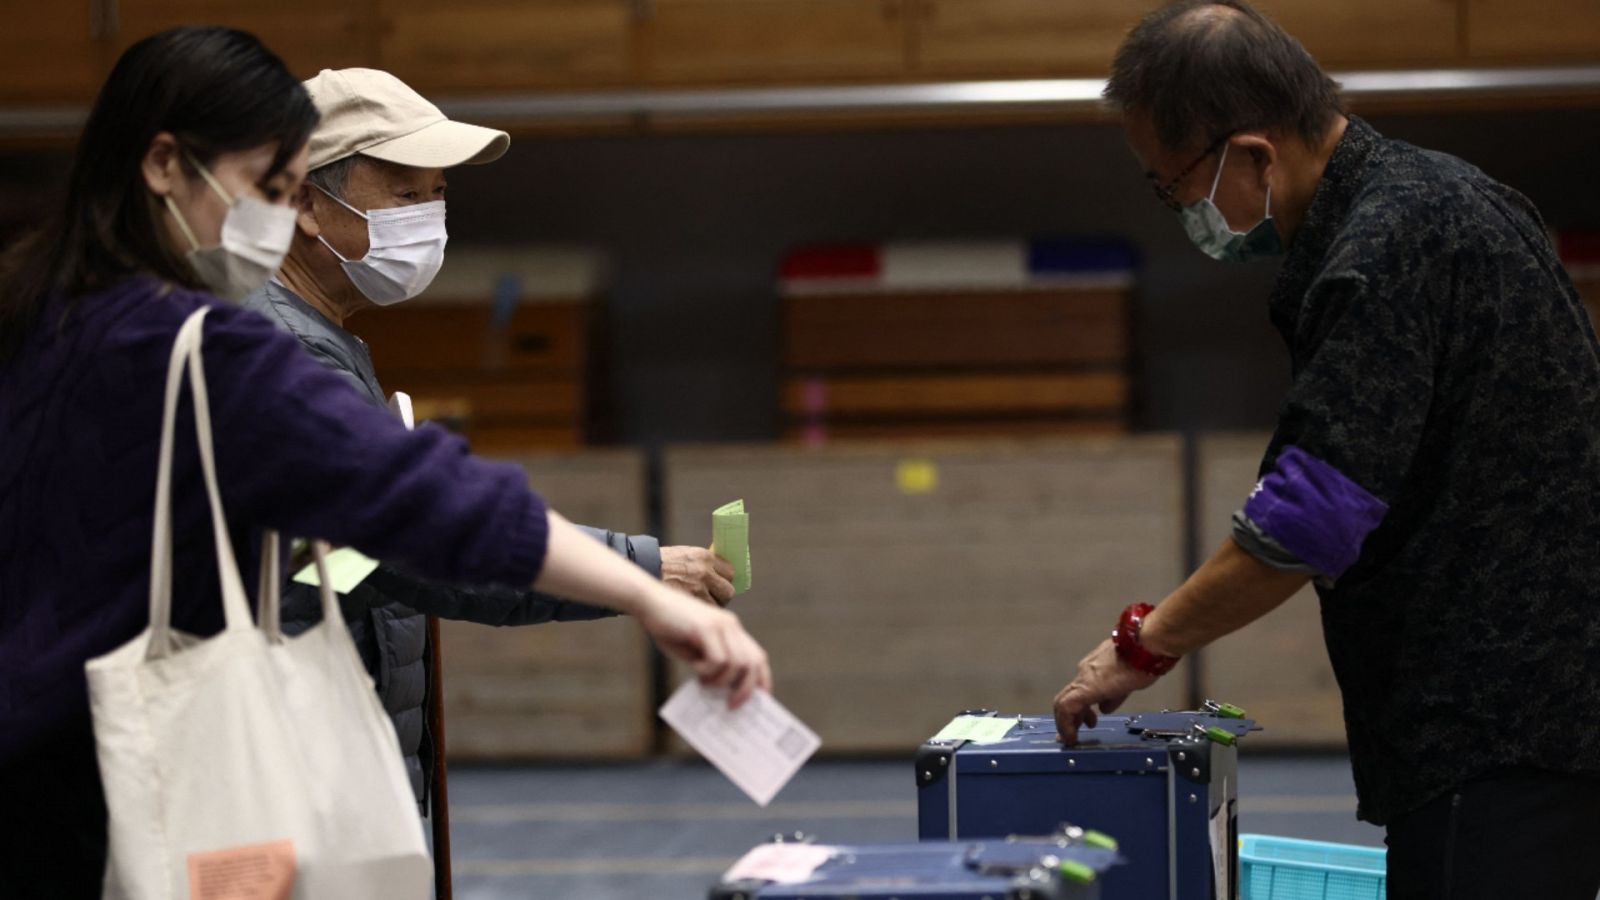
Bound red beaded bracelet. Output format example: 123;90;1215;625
1112;602;1181;676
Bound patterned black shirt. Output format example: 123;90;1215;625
1256;116;1600;824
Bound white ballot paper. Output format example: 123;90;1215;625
1211;780;1232;900
659;682;821;807
722;843;836;885
388;391;415;429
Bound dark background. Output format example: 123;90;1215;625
4;106;1596;442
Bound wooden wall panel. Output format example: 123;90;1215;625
113;0;377;80
785;420;1128;442
639;0;908;85
351;305;588;377
0;1;103;105
1197;433;1347;748
783;372;1128;418
1255;0;1461;68
16;0;1600;126
664;437;1188;752
784;290;1129;371
378;0;633;93
1466;0;1600;62
915;0;1153;78
439;450;653;759
918;0;1461;78
349;302;592;451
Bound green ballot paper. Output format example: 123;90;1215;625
293;546;381;595
931;714;1019;745
712;499;752;594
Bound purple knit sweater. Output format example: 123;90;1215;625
0;276;549;764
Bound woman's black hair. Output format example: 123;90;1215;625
0;26;318;363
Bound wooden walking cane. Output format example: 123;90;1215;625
389;392;452;899
427;615;453;900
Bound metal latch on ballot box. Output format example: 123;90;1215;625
965;824;1120;888
1137;722;1239;747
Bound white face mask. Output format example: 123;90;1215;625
313;184;447;306
164;155;296;302
1178;143;1283;263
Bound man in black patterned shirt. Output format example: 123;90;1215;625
1050;3;1600;897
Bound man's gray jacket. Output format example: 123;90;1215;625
241;280;660;809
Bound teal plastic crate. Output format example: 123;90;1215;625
1239;834;1387;900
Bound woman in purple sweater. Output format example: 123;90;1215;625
0;27;770;896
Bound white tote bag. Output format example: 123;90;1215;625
86;308;431;900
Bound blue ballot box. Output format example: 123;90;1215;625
710;828;1122;900
916;707;1258;900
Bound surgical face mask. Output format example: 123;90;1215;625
1179;143;1284;263
313;184;447;306
163;155;296;301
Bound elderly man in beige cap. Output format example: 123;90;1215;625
240;68;736;813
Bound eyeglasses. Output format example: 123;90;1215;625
1147;134;1230;212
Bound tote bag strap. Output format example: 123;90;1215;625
146;307;253;658
256;533;340;643
257;531;280;638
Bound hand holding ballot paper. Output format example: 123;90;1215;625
661;499;822;806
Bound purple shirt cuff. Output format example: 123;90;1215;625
1243;445;1388;580
491;484;550;588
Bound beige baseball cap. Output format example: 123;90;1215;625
302;68;510;171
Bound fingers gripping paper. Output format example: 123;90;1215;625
712;499;752;594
